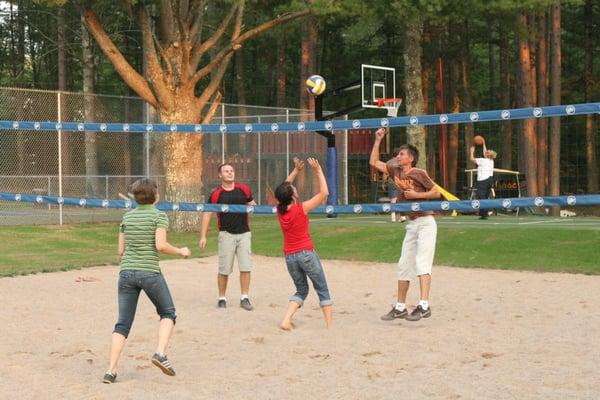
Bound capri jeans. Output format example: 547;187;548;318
113;269;176;338
284;250;333;307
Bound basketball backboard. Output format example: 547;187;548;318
361;64;396;109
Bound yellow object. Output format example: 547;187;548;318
435;184;459;217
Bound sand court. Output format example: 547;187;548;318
1;255;598;399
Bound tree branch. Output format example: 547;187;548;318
201;91;222;123
196;52;233;110
189;0;207;41
82;8;157;107
160;0;177;46
189;9;309;89
138;6;173;110
189;2;238;71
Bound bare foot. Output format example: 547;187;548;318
279;321;296;331
279;322;293;331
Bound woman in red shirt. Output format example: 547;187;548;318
274;157;333;330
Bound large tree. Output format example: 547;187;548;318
79;0;309;230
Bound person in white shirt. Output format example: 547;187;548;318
470;138;497;220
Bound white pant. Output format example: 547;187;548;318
397;215;437;280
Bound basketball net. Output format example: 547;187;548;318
376;98;403;117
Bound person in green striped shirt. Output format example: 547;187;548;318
103;179;191;384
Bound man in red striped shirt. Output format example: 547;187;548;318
199;163;256;311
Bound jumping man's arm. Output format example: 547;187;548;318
369;128;389;173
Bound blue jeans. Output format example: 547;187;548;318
285;250;332;307
114;270;176;338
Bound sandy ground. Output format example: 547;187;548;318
1;255;599;400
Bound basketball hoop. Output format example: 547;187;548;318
376;97;403;117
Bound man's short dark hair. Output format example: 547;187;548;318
131;178;158;205
399;144;419;167
218;163;234;173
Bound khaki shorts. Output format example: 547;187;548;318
218;231;252;275
397;215;437;280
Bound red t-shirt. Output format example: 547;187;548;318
277;203;314;255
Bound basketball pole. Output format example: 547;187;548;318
315;81;363;217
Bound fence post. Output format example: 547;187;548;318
144;104;150;178
343;114;348;205
221;103;226;163
57;91;63;226
286;109;290;176
257;116;261;204
105;175;109;199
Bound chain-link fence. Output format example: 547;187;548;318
0;87;376;225
1;87;597;226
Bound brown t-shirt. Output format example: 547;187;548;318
386;159;436;219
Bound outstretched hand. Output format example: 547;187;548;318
375;128;387;141
293;157;305;171
307;157;322;173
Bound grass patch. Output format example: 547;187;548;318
0;215;598;277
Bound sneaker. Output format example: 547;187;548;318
380;306;408;321
405;305;431;321
102;371;117;384
152;353;176;376
240;298;254;311
217;299;227;308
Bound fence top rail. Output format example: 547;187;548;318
0;175;166;179
0;86;311;113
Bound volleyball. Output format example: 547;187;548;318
306;75;326;96
473;135;484;145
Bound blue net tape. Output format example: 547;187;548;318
0;103;598;134
2;192;598;214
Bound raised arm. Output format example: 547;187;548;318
469;145;477;163
482;137;488;154
285;157;304;183
302;158;329;214
369;128;389;174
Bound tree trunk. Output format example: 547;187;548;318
499;25;513;170
235;50;247;153
461;20;474;168
404;16;426;169
81;15;100;197
276;34;286;108
517;12;538;196
299;14;317;112
549;3;561;210
488;19;496;108
584;0;598;193
58;8;67;91
448;60;460;194
57;7;72;178
536;12;549;195
422;63;434;176
161;97;204;231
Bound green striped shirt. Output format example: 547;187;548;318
119;204;169;272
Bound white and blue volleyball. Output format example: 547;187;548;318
306;75;326;96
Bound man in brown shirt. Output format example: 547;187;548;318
370;128;440;322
